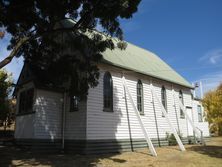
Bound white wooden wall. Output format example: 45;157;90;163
14;114;35;139
14;82;35;139
86;65;193;140
15;65;209;141
34;90;63;139
64;98;87;140
34;90;87;140
192;100;210;137
15;86;87;140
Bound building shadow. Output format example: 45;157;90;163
0;145;127;167
187;145;222;159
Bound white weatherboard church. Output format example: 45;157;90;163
14;19;209;155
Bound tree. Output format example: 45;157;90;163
0;0;141;96
0;30;4;38
0;69;14;132
202;83;222;136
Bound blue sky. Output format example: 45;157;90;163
121;0;222;94
0;0;222;95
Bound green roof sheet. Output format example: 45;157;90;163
61;19;192;88
102;43;192;88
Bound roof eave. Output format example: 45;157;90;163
102;59;193;89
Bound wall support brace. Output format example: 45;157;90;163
122;76;157;156
150;83;186;152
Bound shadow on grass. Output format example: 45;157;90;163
0;145;127;167
187;145;222;159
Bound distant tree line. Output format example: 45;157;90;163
202;83;222;136
0;69;15;133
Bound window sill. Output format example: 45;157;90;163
16;111;35;116
103;108;114;112
70;109;78;112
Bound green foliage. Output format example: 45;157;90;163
0;0;141;97
0;69;14;131
202;83;222;136
166;132;182;146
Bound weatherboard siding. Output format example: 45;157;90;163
14;82;35;139
14;67;193;142
86;65;192;140
173;88;191;137
64;98;87;140
192;100;210;137
15;114;35;139
34;89;87;140
34;90;63;139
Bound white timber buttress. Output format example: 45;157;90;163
173;90;206;145
150;82;186;152
122;75;187;156
122;76;157;156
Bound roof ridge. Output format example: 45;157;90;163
60;19;192;88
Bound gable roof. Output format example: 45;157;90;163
102;43;192;88
61;19;192;88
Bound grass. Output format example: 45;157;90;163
0;137;222;167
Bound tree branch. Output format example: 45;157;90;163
0;37;29;69
0;0;102;69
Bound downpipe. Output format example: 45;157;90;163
62;91;67;150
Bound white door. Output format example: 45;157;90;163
186;108;194;136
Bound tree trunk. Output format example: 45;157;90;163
3;120;7;136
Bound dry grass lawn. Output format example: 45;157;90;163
0;137;222;167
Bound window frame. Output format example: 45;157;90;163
197;105;203;122
161;86;167;116
18;88;35;115
70;96;79;112
137;80;144;115
179;90;185;119
103;71;113;112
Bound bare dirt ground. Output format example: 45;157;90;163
0;137;222;167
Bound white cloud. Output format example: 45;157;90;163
199;49;222;64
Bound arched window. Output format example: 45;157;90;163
137;80;144;114
179;90;185;118
161;86;167;116
103;72;113;111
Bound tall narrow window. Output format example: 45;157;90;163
179;90;185;118
19;91;26;114
161;86;167;116
197;105;203;122
103;72;113;111
70;96;79;112
137;80;144;115
18;88;34;114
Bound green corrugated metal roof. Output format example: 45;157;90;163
102;43;192;88
61;19;192;88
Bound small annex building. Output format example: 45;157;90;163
14;19;210;154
